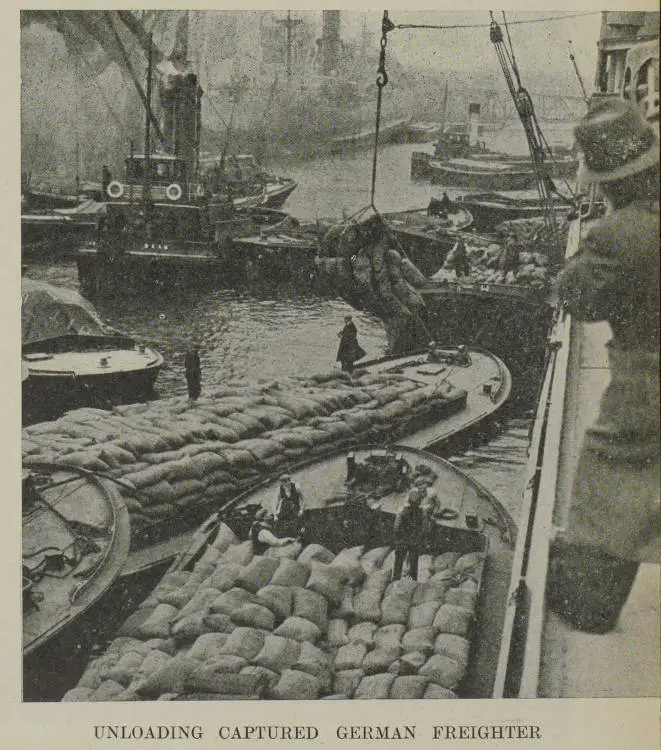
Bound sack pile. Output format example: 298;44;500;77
62;530;485;701
437;218;569;289
23;372;466;542
315;214;427;321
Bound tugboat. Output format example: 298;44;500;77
75;23;291;296
411;104;577;190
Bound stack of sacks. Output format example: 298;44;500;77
315;214;427;321
62;525;485;702
23;375;464;542
436;217;569;290
64;530;342;701
327;546;485;699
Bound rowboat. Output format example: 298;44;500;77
455;191;574;232
22;279;164;422
23;463;131;699
63;444;516;701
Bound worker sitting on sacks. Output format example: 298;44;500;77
392;487;427;581
454;344;472;366
249;508;297;556
274;473;304;538
427;341;442;363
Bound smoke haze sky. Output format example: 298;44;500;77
341;10;602;87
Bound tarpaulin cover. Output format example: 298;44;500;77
22;279;112;345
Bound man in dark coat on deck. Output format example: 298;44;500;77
392;488;426;581
336;315;366;373
184;345;201;401
274;474;304;537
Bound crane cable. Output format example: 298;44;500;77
370;10;395;209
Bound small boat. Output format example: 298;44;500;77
22;462;131;696
66;444;515;700
328;118;409;153
383;203;474;277
405;121;444;143
22;189;83;211
22;200;106;257
231;229;321;286
22;279;164;420
455;191;575;232
414;154;577;191
260;177;298;209
199;153;298;210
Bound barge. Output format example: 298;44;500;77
61;444;516;701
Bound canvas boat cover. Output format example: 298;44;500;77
22;279;113;345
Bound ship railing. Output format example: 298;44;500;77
492;211;581;698
110;182;206;204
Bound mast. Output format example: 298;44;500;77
144;32;153;239
489;13;564;265
568;41;589;104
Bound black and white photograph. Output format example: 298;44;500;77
10;4;660;746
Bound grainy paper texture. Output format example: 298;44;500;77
7;2;659;748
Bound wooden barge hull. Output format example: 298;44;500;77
385;284;554;404
23;464;131;700
455;193;574;232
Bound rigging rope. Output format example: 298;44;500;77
395;12;599;31
489;12;566;261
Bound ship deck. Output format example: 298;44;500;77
496;215;660;698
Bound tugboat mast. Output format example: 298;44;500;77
143;32;153;238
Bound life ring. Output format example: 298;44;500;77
196;184;205;198
166;183;183;201
106;181;123;199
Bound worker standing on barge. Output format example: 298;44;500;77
184;345;201;401
336;315;366;373
274;474;304;537
392;487;426;581
547;99;660;634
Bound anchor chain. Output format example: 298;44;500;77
370;11;395;208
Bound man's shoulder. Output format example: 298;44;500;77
588;202;659;239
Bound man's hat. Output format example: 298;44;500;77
280;473;292;482
575;98;659;184
255;507;272;521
